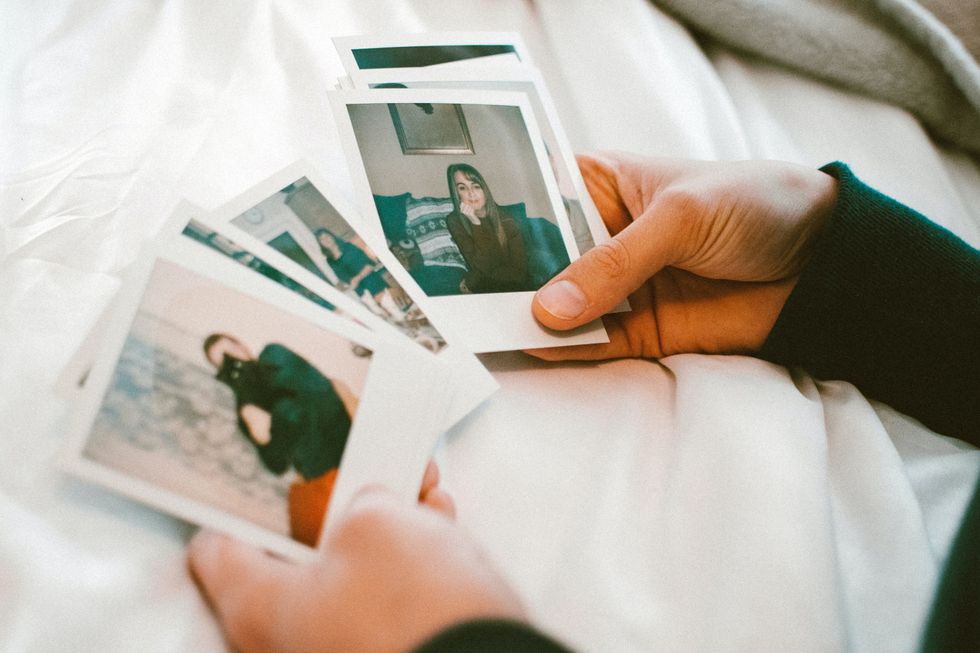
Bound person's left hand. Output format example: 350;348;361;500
188;464;524;653
460;200;482;226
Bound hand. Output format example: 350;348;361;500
239;404;272;446
460;200;482;225
528;153;838;360
348;265;374;293
188;463;523;653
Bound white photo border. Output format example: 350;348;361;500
347;65;630;314
329;88;608;352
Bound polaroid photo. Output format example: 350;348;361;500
330;88;609;352
347;66;618;264
184;164;499;425
333;32;532;76
346;67;628;314
62;243;449;563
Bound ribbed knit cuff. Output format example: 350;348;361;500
760;161;979;442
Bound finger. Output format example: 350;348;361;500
576;151;681;234
328;484;418;553
532;200;677;331
421;487;457;520
526;284;664;360
188;530;297;652
343;484;402;521
419;460;440;500
576;153;633;234
525;313;662;361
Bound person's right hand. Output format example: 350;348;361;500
460;200;482;226
527;153;838;361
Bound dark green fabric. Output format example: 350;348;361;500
922;481;980;652
217;344;351;480
258;344;351;479
413;619;573;653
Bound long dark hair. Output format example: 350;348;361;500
314;227;341;261
446;164;502;226
203;332;241;361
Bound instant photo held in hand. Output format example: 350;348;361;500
343;66;628;313
333;32;624;270
61;240;451;563
347;66;611;259
330;88;608;352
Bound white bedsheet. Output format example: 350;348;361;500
2;1;977;652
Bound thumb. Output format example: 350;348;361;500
532;206;674;330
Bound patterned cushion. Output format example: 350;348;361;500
404;196;467;269
372;193;571;294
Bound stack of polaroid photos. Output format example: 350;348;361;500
329;31;628;352
60;32;620;562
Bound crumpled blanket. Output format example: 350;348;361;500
654;0;980;156
2;2;979;651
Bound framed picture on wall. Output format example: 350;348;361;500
388;102;474;155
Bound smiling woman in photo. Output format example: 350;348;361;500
446;163;530;294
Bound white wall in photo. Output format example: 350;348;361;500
350;103;557;224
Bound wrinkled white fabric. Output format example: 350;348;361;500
1;1;977;652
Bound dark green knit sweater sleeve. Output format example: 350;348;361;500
760;162;979;653
760;162;980;445
413;619;573;653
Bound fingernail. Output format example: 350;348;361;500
537;280;587;320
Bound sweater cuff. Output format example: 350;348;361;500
760;161;979;442
413;619;573;653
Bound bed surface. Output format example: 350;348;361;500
2;1;978;651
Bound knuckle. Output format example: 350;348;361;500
586;239;632;280
655;186;717;251
656;186;704;219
